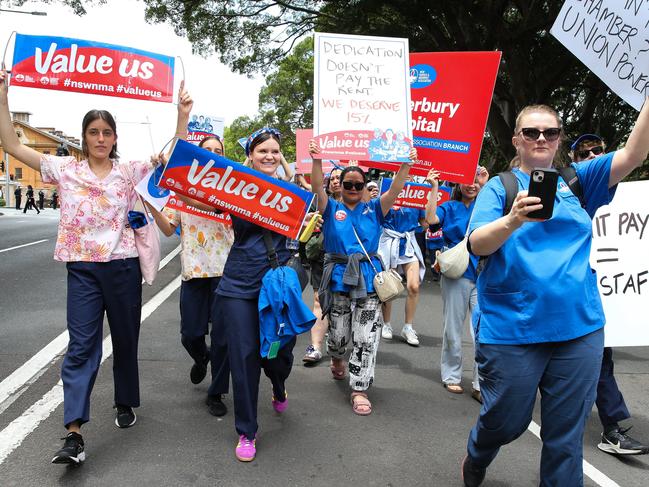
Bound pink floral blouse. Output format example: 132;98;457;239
40;155;151;262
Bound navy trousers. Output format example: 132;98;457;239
595;347;630;428
212;295;295;439
179;277;230;395
467;328;603;487
63;258;142;427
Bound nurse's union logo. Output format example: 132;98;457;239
558;181;570;193
335;210;347;221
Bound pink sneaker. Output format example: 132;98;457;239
235;434;256;462
272;391;288;413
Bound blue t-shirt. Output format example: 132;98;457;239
383;207;425;233
469;153;617;345
217;215;291;299
436;200;479;281
322;197;385;293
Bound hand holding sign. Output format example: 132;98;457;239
177;80;193;119
425;169;441;190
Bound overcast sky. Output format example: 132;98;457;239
0;0;264;160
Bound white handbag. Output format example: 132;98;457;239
352;227;405;302
435;235;470;279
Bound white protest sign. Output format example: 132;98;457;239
590;180;649;347
313;32;412;163
135;169;170;211
551;0;649;111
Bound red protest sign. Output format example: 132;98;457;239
407;52;500;184
379;178;450;209
11;34;174;102
166;195;232;225
161;139;314;239
296;129;338;174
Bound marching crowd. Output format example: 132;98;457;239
2;65;649;486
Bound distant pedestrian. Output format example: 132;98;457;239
51;189;58;209
23;185;40;214
38;189;45;210
14;186;21;209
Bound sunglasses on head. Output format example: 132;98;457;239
519;127;561;142
577;145;604;159
342;181;366;191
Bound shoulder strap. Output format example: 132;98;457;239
558;165;586;208
262;229;280;269
350;225;381;276
497;171;519;216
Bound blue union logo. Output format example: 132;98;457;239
410;64;437;89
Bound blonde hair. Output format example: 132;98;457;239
514;104;563;133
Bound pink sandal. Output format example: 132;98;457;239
330;358;346;380
350;391;372;416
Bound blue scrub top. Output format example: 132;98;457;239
217;215;291;299
436;200;479;281
322;197;385;293
469;153;617;345
383;207;425;233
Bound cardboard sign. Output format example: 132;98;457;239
187;113;225;144
551;0;649;111
407;51;500;183
11;34;174;102
590;180;649;347
160;139;314;239
313;32;412;162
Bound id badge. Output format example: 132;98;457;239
267;341;281;359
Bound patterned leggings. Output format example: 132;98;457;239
327;293;383;391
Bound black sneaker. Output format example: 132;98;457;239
206;394;228;417
114;405;137;428
598;426;649;455
462;455;486;487
190;352;210;384
51;432;85;465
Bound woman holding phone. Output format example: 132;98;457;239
461;102;649;487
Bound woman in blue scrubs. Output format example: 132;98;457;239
309;139;417;415
425;168;487;402
461;101;649;487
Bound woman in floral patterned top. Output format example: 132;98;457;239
0;69;152;465
150;89;234;417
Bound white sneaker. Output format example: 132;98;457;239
401;326;419;346
381;323;393;340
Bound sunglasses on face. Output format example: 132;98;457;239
577;146;604;159
519;127;561;142
342;181;366;191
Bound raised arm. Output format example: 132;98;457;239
380;148;416;216
309;139;328;214
610;98;649;186
424;169;441;225
174;80;192;140
0;70;42;170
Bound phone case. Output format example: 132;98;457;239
527;168;558;220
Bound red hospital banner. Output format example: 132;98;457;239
10;34;174;102
408;52;501;184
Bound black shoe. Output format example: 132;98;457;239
114;405;137;428
206;394;228;417
51;432;85;465
598;426;649;455
190;352;210;384
462;455;486;487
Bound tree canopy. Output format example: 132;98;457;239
40;0;647;176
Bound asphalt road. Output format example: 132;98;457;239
0;208;648;486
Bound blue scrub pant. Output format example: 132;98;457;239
212;295;295;440
467;328;603;487
62;258;142;427
179;277;230;395
595;347;630;428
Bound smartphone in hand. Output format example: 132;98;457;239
527;168;558;220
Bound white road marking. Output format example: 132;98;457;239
0;239;48;254
0;244;181;416
527;421;621;487
0;275;182;464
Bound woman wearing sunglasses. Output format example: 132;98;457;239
309;139;417;416
461;102;649;487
